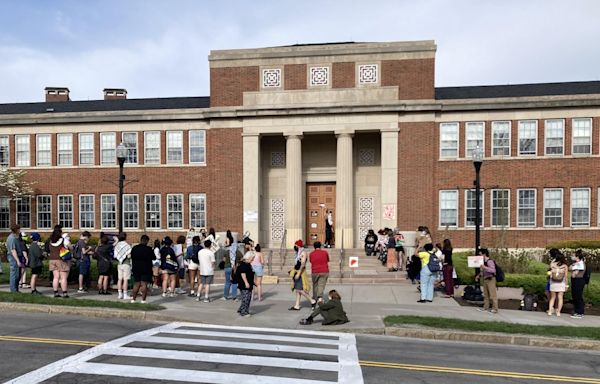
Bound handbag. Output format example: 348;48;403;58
59;246;72;261
218;260;225;270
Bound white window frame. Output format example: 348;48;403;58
518;120;537;156
36;195;52;229
100;132;116;165
123;194;139;229
439;190;458;227
167;193;184;229
189;130;206;164
570;188;590;227
464;190;484;228
167;131;183;164
0;196;9;230
78;133;95;166
101;194;117;229
122;132;138;164
79;194;95;229
189;193;207;228
36;134;51;166
16;196;31;229
491;121;511;157
544;119;564;156
465;122;485;159
0;135;9;167
145;194;161;229
144;131;161;165
439;122;459;159
571;118;592;156
57;133;73;166
57;195;74;229
517;189;536;228
15;135;30;167
543;188;563;227
490;189;510;228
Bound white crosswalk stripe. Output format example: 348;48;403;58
7;322;364;384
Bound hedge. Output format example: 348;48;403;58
546;240;600;250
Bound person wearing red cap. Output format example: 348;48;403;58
288;240;317;311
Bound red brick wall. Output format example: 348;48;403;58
284;64;307;90
210;66;259;107
382;58;435;100
332;62;355;88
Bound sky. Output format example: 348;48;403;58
1;0;599;103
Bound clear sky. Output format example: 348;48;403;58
1;0;599;103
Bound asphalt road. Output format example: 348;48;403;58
0;312;598;384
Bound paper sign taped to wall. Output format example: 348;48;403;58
349;256;359;268
243;210;258;222
383;204;396;220
467;256;484;268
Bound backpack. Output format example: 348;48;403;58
427;252;441;272
463;285;483;301
583;265;591;285
493;261;505;283
191;245;201;264
520;294;538;311
72;241;81;259
551;265;566;282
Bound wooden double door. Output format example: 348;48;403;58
306;182;336;246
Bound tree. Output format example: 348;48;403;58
0;168;34;199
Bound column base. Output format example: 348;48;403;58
337;228;354;249
286;228;304;248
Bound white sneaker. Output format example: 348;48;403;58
130;299;136;304
175;288;186;294
118;292;123;300
123;294;131;300
140;300;147;304
162;292;167;297
169;292;175;298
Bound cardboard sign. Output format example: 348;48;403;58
467;255;484;268
349;256;359;268
262;275;279;285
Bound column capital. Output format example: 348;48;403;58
335;131;354;139
241;132;261;138
284;133;303;140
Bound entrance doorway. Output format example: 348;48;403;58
306;183;336;247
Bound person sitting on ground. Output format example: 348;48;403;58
407;253;421;285
300;290;349;325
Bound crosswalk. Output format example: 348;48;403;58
7;322;364;384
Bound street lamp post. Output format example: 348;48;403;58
116;143;128;234
472;145;483;275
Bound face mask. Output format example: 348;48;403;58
571;257;577;261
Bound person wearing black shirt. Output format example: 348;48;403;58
441;239;454;297
131;235;155;303
237;252;255;317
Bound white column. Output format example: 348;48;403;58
381;128;399;229
242;133;261;243
336;132;354;248
285;134;303;247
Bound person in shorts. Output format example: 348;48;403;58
96;235;113;295
28;232;44;295
114;233;132;300
186;236;202;296
197;239;215;302
130;235;155;303
160;237;178;297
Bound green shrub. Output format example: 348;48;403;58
546;240;600;250
541;248;600;272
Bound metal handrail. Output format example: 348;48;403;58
267;249;273;276
279;228;287;270
339;229;344;281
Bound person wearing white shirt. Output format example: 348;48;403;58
570;250;587;318
114;233;132;300
197;240;216;303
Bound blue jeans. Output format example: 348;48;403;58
420;266;435;301
223;267;237;299
8;256;19;292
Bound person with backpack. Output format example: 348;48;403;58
569;250;586;319
95;234;113;295
28;232;44;295
186;236;202;297
547;252;568;316
160;237;178;297
417;243;438;303
475;248;498;313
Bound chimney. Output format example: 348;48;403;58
103;88;127;100
45;87;70;102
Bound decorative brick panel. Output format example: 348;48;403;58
284;64;307;90
332;62;355;88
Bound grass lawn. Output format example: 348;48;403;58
0;291;164;311
384;315;600;341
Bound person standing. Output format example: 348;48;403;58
48;227;71;298
96;234;113;295
417;243;436;303
476;248;498;313
441;239;454;298
237;252;255;317
6;225;24;292
324;212;334;248
222;238;241;301
386;229;398;272
18;232;29;289
114;233;132;300
415;226;432;253
173;235;187;294
570;250;586;319
289;240;317;311
152;239;162;289
394;230;406;271
547;252;568;317
77;231;93;293
186;236;202;296
309;241;330;302
130;235;154;304
364;230;377;256
28;233;43;295
160;237;178;297
251;244;265;301
197;239;216;302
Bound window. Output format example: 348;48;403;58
0;197;8;229
123;194;139;229
440;123;459;158
0;136;8;166
491;121;511;157
58;195;73;228
439;190;458;227
122;132;138;164
544;189;563;227
37;195;52;229
189;130;206;164
190;194;206;228
465;122;484;158
167;131;183;164
100;132;116;165
544;119;564;155
15;135;30;166
57;133;73;166
465;190;484;227
101;195;117;229
145;194;161;229
79;195;95;229
79;133;94;165
491;189;510;227
36;134;51;166
144;132;161;164
571;188;590;227
517;189;536;227
167;194;183;229
572;118;592;155
518;120;537;155
16;197;31;228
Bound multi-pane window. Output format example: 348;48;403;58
571;188;590;227
15;135;30;166
16;197;31;228
36;134;51;166
57;133;73;166
79;195;95;229
100;132;116;165
439;190;458;227
122;132;138;164
79;133;94;165
517;189;536;227
465;190;484;227
544;189;563;227
572;118;592;155
465;122;484;158
167;194;183;229
58;195;73;228
492;121;511;157
189;194;206;228
491;189;510;227
145;194;161;229
144;132;161;164
0;136;8;166
37;195;52;229
440;123;459;158
0;197;9;229
544;119;564;155
101;195;117;229
189;130;206;164
123;194;139;229
518;120;537;155
167;131;183;164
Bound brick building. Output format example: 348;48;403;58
1;40;599;248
